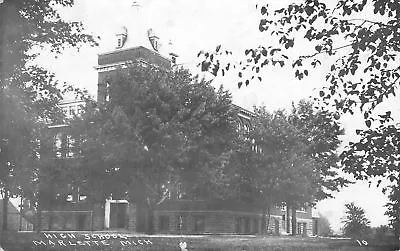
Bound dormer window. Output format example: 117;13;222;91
117;37;123;48
170;52;178;64
147;29;160;51
168;40;179;64
116;26;128;49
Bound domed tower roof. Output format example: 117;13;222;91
113;1;152;50
96;0;179;77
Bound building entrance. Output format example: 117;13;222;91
110;203;127;228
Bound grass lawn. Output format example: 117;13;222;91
0;231;398;251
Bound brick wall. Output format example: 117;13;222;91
127;203;137;231
267;214;313;236
0;200;33;231
40;211;93;231
154;210;263;235
92;203;104;230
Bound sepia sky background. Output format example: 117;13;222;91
34;0;400;233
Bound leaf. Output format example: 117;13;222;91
270;48;281;56
261;49;268;56
201;61;211;72
261;6;268;15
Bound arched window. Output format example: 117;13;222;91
105;81;110;102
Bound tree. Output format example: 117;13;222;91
385;184;400;240
197;0;400;236
318;213;333;236
0;0;97;231
231;101;346;235
342;202;371;238
69;64;238;233
340;123;400;238
278;101;347;235
372;225;393;242
249;107;317;235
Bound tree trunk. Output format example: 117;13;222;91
36;202;42;233
36;185;43;233
291;205;297;236
48;182;55;231
286;202;290;234
261;208;266;235
145;204;154;234
2;186;9;231
395;177;400;242
266;206;271;234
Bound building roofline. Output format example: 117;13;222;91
231;104;256;118
97;45;171;63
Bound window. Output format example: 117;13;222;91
117;37;123;48
67;184;75;202
54;133;62;158
193;215;205;232
79;195;87;201
69;106;75;116
297;222;307;235
235;217;241;233
177;215;187;231
76;105;83;115
244;217;250;234
159;215;170;231
274;218;280;234
105;82;110;102
297;204;307;212
66;135;75;158
252;218;259;233
236;122;242;132
66;194;74;202
297;222;302;235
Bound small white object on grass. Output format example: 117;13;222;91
179;241;188;251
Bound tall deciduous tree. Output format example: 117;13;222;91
0;0;97;230
249;107;315;235
288;100;348;200
69;64;238;233
233;101;345;235
342;202;371;238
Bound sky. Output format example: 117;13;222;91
34;0;400;233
